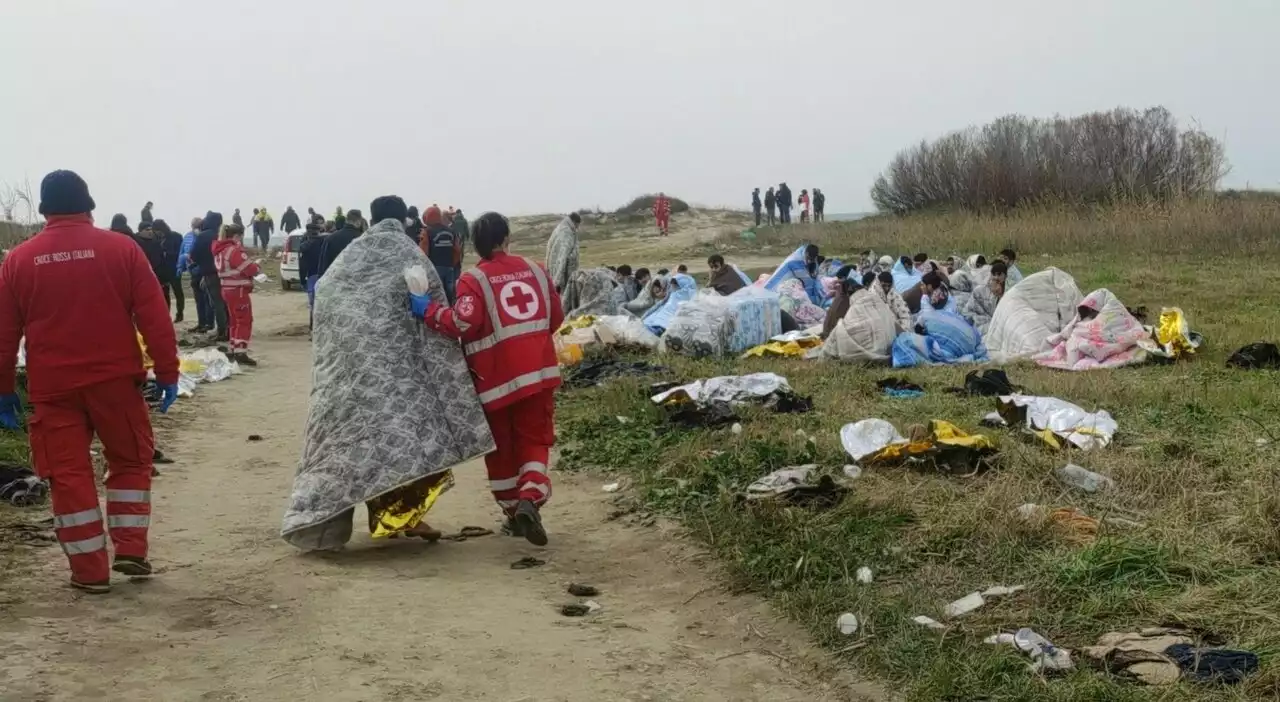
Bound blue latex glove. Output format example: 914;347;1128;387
0;393;22;430
160;384;179;414
409;292;433;320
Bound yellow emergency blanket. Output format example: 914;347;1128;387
1155;307;1196;359
556;316;597;335
862;420;997;474
137;332;154;370
741;336;823;358
368;471;454;538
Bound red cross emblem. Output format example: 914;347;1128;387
500;281;539;321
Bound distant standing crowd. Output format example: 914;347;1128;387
751;183;825;226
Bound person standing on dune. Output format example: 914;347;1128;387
653;192;671;237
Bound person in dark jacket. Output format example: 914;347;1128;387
450;208;469;274
764;187;776;225
181;216;211;332
281;206;301;233
232;208;243;227
154;220;186;322
297;222;325;329
405;205;423;243
191;211;229;340
109;213;132;237
420;206;458;303
777;183;793;224
317;209;362;278
140;201;154;226
751;188;762;226
814;188;826;222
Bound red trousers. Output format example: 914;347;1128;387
484;389;554;515
222;287;254;352
29;377;154;583
656;214;670;235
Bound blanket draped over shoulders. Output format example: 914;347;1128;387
545;216;580;313
280;219;495;551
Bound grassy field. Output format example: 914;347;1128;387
555;200;1280;700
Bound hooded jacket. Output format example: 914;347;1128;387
192;211;224;275
129;228;170;285
281;207;301;233
318;222;360;277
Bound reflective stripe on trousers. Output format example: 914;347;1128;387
477;367;561;406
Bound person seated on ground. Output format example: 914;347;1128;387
949;255;987;292
919;272;955;313
861;270;877;289
804;244;822;276
821;270;860;340
913;253;929;274
656;268;669;275
676;264;688;275
997;249;1023;287
566;267;627;318
961;261;1006;335
901;271;949;314
615;264;639;301
820;276;899;363
874;271;913;333
877;255;895;273
634;267;651;296
624;273;667;316
707;254;748;296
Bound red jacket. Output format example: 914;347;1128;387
654;196;671;219
0;215;179;400
213;238;261;289
421;252;563;411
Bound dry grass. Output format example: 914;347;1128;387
555;207;1280;700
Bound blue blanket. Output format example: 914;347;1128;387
763;245;824;305
892;307;988;367
643;274;697;333
891;260;923;294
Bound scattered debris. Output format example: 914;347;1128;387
602;482;622;493
439;526;494;542
855;567;873;584
912;615;947;630
1226;342;1280;370
0;463;46;507
842;465;863;479
837;613;859;635
1165;643;1258;685
876;377;924;399
981;585;1025;597
841;418;999;475
743;465;850;509
1084;630;1192;685
1057;464;1115;493
1017;504;1102;544
731;423;743;435
510;556;546;570
998;394;1118;450
947;369;1018;397
986;628;1075;673
247;434;263;442
560;603;591;617
563;358;670;389
568;583;599;597
615;416;632;425
944;592;987;618
665;401;739;430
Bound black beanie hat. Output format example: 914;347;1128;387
370;196;407;225
38;169;96;216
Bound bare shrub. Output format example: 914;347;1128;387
871;107;1229;213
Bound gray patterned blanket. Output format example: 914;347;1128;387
280;218;495;551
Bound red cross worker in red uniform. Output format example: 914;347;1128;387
0;170;180;594
653;192;671;236
411;212;563;545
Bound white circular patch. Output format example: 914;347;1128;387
456;295;476;318
500;281;540;321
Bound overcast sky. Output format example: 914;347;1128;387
2;0;1275;225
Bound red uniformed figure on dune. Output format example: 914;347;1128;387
653;192;671;237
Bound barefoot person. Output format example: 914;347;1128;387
413;212;563;545
0;170;179;593
281;195;495;551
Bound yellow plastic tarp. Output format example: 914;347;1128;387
1156;307;1196;359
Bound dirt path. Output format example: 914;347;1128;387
0;292;884;702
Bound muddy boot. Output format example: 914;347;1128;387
233;353;258;367
514;500;547;547
70;578;111;594
112;555;153;578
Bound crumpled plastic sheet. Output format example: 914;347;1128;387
840;419;907;462
594;315;661;349
651;373;791;407
180;348;242;384
999;394;1117;450
744;464;849;508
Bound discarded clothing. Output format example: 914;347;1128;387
984;267;1082;364
1226;342;1280;370
1084;630;1193;686
840;418;998;475
652;373;792;407
986;628;1074;674
665;401;739;429
0;463;47;507
877;377;924;399
743;334;823;358
1034;289;1150;371
744;465;849;509
820;289;898;363
998;394;1117;451
563;359;669;389
891;308;988;368
1164;643;1258;685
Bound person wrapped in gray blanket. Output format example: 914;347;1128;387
962;261;1008;335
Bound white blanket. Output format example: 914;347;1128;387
984;267;1082;364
